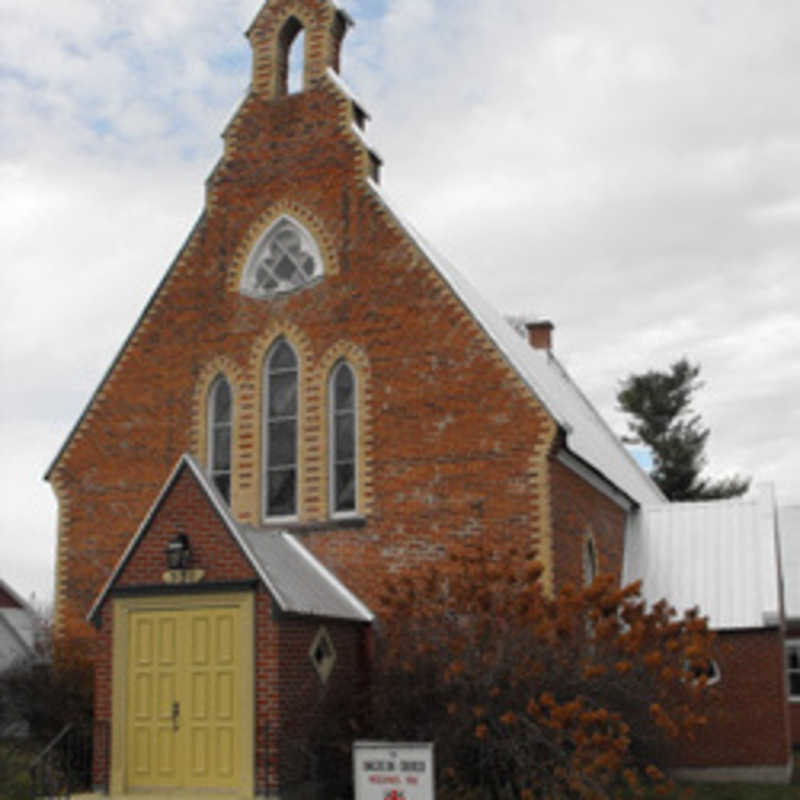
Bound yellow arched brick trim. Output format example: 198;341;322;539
191;357;246;516
314;342;374;520
249;0;337;97
528;417;558;598
227;202;339;296
245;321;316;523
50;470;72;638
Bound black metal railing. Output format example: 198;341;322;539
30;722;93;799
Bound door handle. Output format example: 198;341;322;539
171;701;180;732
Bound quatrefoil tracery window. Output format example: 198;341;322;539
241;216;324;298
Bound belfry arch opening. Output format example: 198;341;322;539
278;16;305;95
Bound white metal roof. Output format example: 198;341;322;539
0;608;37;653
779;505;800;620
88;454;373;624
365;179;664;507
624;485;781;630
238;527;373;622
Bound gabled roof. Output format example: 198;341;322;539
0;579;39;660
624;485;781;630
88;454;373;625
365;179;665;507
779;505;800;620
0;578;34;612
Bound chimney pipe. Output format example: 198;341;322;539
525;320;554;352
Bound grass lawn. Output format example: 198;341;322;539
0;742;34;800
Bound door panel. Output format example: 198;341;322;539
127;611;181;789
126;604;243;792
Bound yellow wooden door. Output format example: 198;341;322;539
127;610;182;789
126;605;243;792
185;607;240;789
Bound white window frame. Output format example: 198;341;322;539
787;639;800;701
263;339;299;522
329;361;358;518
240;215;324;299
207;375;233;503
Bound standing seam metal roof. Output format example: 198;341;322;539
623;486;781;630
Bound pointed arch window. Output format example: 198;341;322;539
208;376;232;503
241;216;324;299
265;339;298;519
583;538;598;587
329;361;357;515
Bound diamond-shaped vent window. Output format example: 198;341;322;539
241;216;324;298
309;627;336;684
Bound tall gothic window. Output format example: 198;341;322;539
265;340;298;518
583;538;597;587
208;376;232;503
330;361;356;514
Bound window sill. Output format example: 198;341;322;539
262;516;367;533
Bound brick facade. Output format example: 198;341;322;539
549;456;628;589
48;0;563;640
669;629;792;776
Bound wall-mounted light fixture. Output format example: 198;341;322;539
165;533;191;571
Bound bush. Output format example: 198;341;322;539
318;540;717;799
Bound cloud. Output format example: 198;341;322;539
2;0;800;603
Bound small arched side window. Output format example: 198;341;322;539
583;538;597;587
265;339;299;519
208;376;233;503
329;361;357;515
278;16;305;96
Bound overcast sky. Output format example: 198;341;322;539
2;0;799;604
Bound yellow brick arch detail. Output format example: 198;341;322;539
190;356;246;513
243;321;316;523
226;200;339;296
314;341;374;519
249;0;338;97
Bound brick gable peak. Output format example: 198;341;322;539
87;454;372;625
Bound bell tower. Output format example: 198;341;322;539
246;0;353;99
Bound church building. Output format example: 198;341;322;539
44;1;793;795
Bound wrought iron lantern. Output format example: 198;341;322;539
165;533;191;571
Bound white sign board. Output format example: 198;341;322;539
353;741;434;800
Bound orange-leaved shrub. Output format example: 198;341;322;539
342;539;716;799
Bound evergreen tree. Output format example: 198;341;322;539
617;358;750;501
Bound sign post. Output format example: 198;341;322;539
353;742;434;800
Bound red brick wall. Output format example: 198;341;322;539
114;469;256;589
669;629;791;769
276;617;368;792
784;625;800;744
92;603;113;790
49;0;556;637
550;457;628;588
